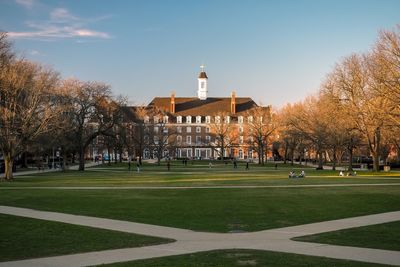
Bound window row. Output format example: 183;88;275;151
144;115;256;124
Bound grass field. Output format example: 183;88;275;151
0;214;171;262
99;249;390;267
294;221;400;251
2;161;400;187
1;161;399;265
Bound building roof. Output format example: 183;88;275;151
148;97;258;116
198;71;208;79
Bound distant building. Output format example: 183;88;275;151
122;66;271;160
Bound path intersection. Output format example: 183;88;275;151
0;205;399;267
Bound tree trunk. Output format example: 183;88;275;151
318;150;323;169
348;146;353;172
372;151;380;172
78;149;85;171
370;127;381;172
283;143;288;164
332;147;337;171
21;151;28;169
4;153;14;180
62;150;67;172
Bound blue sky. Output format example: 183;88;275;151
1;0;399;107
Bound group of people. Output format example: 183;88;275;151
339;170;357;176
289;170;306;178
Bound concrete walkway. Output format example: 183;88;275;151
9;162;101;177
0;205;399;267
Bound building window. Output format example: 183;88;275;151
201;81;205;89
239;149;243;159
186;127;191;133
196;116;202;124
154;126;159;134
144;135;149;144
186;116;192;124
196;136;201;144
154;136;159;144
144;116;149;123
163;116;168;124
177;135;182;144
238;116;243;124
154;116;159;124
248;116;253;123
239;126;243;134
205;127;210;133
205;116;211;123
224;116;230;123
196;127;201;133
186;136;191;144
177;116;182;124
259;116;263;123
205;135;211;143
239;136;244;144
215;116;221;124
177;126;182;133
163;127;168;133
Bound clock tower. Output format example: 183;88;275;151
197;65;208;100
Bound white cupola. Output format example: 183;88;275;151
197;65;208;100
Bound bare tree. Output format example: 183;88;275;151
60;79;124;171
370;26;400;127
208;112;234;159
246;105;275;164
0;58;60;180
325;54;388;171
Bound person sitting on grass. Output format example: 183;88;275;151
299;170;305;178
289;171;296;178
339;171;344;176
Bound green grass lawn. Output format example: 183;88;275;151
1;163;399;265
97;249;390;267
0;214;172;262
0;186;398;233
293;221;400;251
2;161;400;187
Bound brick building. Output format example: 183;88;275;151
123;66;272;160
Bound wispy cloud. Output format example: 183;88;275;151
15;0;35;9
8;6;111;40
50;8;79;22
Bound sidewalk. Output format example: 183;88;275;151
8;162;100;177
0;205;399;267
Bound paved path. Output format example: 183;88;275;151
0;205;399;267
9;162;100;177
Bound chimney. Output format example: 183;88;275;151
170;92;175;114
231;91;236;114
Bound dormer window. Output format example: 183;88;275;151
177;116;182;124
215;116;221;124
154;116;159;124
205;116;211;124
248;116;253;123
196;116;202;124
238;116;243;124
144;116;149;123
186;116;192;124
